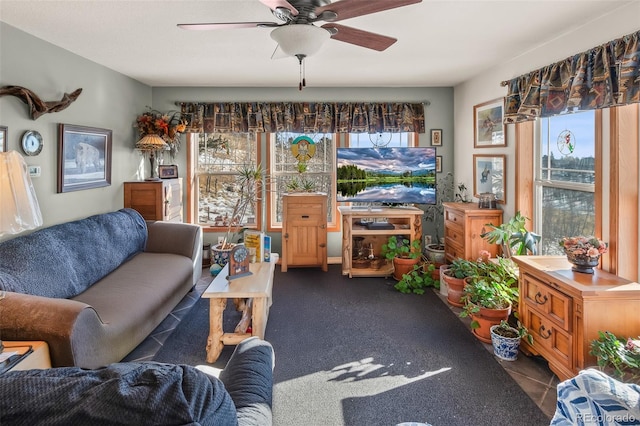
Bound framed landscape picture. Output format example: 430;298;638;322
57;124;112;193
473;154;505;203
474;98;505;147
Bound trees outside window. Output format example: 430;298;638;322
535;110;598;255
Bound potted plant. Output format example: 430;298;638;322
382;236;422;281
443;257;479;307
490;319;533;361
481;211;540;257
590;331;640;384
459;257;519;343
212;163;265;267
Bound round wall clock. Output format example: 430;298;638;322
21;130;43;156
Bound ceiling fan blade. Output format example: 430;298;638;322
177;22;279;30
259;0;298;15
317;0;422;22
321;23;396;51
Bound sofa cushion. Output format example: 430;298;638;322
0;362;238;426
0;208;147;299
551;368;640;425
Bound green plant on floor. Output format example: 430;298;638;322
395;260;437;295
493;319;533;345
590;331;640;383
459;257;519;328
381;236;422;260
481;211;541;256
446;257;480;279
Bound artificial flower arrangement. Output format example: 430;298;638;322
559;236;608;259
135;109;188;157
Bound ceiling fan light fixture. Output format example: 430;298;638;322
270;24;329;57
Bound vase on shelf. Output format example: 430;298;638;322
565;252;601;274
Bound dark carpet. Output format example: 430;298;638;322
154;265;550;426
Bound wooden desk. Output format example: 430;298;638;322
201;254;278;363
2;341;51;371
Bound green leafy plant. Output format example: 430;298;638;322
459;257;519;328
394;261;437;295
493;319;533;345
590;331;640;383
446;257;480;279
481;211;540;256
381;236;421;260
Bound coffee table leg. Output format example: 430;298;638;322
252;297;267;339
206;298;227;363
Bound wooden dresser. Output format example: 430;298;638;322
281;193;328;272
442;202;502;262
124;179;182;222
512;256;640;381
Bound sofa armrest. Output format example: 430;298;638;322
0;291;105;367
219;337;274;426
145;221;203;286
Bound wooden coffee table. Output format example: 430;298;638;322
201;253;278;363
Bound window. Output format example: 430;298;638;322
268;132;336;229
192;132;261;230
347;132;415;148
535;110;597;255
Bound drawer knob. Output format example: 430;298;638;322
534;292;548;305
538;325;552;339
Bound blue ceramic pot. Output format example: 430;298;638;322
490;324;521;361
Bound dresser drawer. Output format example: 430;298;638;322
445;224;464;247
524;305;572;370
522;272;572;332
444;208;464;228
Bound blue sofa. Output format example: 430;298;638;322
0;209;202;368
0;337;275;426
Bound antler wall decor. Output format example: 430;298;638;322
0;85;82;120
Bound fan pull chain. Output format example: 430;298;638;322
296;54;306;91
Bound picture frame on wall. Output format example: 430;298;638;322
474;98;506;147
435;155;442;173
158;164;178;179
430;129;442;146
473;154;506;203
57;124;112;193
0;126;7;152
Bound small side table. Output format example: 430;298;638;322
201;254;278;363
2;341;52;371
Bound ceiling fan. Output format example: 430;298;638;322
178;0;422;89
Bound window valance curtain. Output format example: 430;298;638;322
175;102;425;134
501;30;640;123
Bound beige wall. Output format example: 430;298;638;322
0;23;151;242
452;2;640;218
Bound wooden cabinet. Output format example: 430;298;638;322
443;202;502;262
281;193;327;272
124;179;182;222
339;206;423;278
513;256;640;381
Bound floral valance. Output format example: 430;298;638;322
501;30;640;123
175;102;426;134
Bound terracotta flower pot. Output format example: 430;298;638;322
471;304;512;344
392;256;420;281
444;273;467;307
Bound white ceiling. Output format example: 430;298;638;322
0;0;633;88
